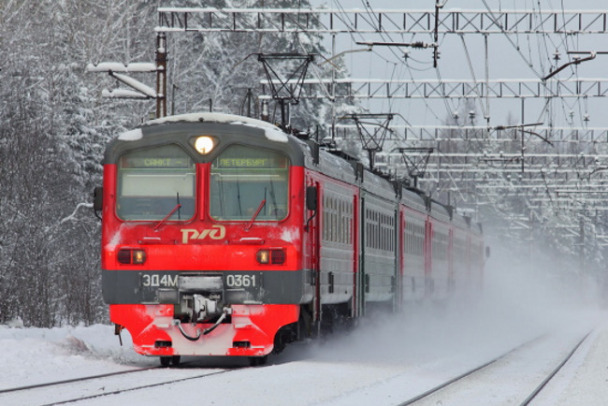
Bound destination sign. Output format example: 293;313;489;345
122;157;192;168
217;157;288;168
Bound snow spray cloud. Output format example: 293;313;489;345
282;227;603;366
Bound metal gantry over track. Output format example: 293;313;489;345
156;8;608;35
260;78;608;100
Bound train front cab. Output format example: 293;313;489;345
99;116;313;363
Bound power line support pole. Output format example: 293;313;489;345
156;33;167;118
331;34;337;141
434;1;445;68
580;214;585;275
521;98;525;173
484;34;490;127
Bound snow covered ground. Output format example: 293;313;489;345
1;305;605;405
1;244;606;405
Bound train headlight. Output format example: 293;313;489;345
193;135;216;155
256;248;286;265
257;249;270;264
133;249;146;264
117;248;146;265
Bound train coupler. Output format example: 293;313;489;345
173;306;232;341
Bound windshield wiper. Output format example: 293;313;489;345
154;194;182;230
237;178;243;217
245;199;266;231
269;180;279;218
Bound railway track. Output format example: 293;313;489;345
0;328;594;405
519;332;591;406
0;364;233;406
396;331;591;406
0;365;159;395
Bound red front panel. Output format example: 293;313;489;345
101;164;307;357
110;304;299;357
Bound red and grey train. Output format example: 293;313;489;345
95;112;485;366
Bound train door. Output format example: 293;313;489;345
357;192;366;317
304;179;321;335
352;193;361;318
396;210;405;311
390;206;400;312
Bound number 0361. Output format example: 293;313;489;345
226;274;257;288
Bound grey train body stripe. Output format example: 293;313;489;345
102;269;314;305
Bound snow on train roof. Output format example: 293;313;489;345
118;128;144;141
141;112;289;143
400;188;426;214
429;200;452;223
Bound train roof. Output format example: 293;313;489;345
451;212;470;229
305;144;358;185
470;221;484;236
361;168;396;199
144;112;289;143
429;200;452;223
105;112;305;166
399;188;427;214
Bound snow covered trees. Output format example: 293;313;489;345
0;0;346;327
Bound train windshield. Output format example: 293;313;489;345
116;144;195;221
210;144;289;221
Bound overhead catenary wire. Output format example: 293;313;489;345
360;0;446;112
480;0;544;79
356;0;452;123
459;34;489;123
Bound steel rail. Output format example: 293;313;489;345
396;336;544;406
0;366;159;394
396;332;591;406
519;332;592;406
40;369;231;406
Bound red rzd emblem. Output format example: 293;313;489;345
181;225;226;244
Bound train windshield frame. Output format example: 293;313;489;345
209;144;290;221
116;144;196;221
